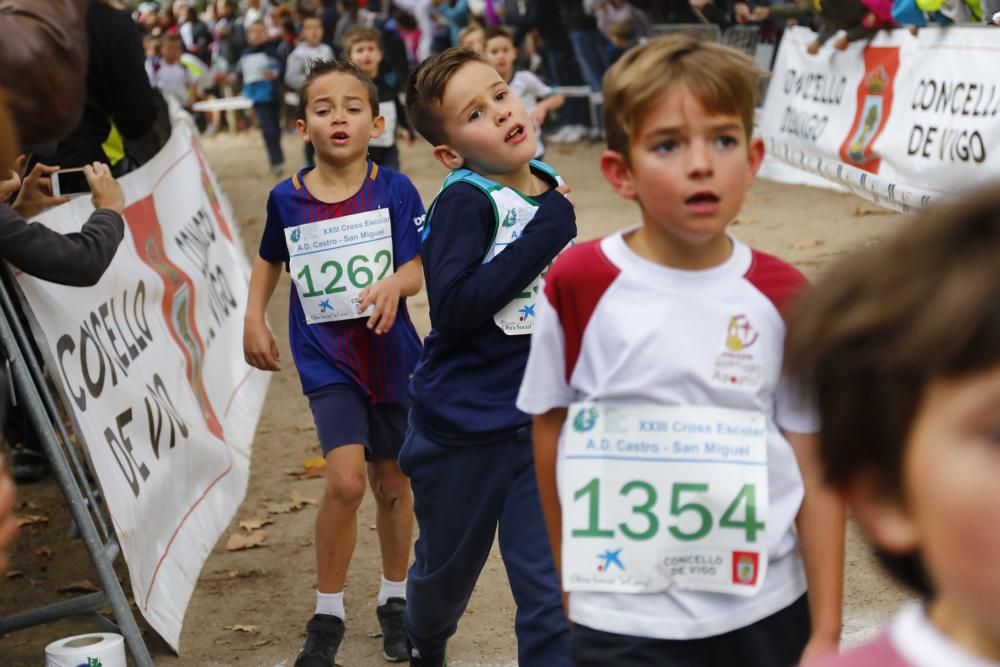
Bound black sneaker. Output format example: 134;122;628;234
295;614;345;667
407;641;447;667
376;597;408;662
12;448;48;484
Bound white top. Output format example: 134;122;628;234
149;61;194;108
891;603;1000;667
517;230;817;639
284;42;335;91
510;70;553;159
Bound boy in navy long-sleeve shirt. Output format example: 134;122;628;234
401;48;577;667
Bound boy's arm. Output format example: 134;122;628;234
534;408;568;577
425;186;576;336
532;92;565;127
284;49;305;90
243;256;283;371
357;255;423;335
787;430;844;663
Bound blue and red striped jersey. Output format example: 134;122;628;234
259;161;424;403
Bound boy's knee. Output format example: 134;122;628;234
324;469;366;507
370;464;410;507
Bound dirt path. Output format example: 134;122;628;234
1;131;909;665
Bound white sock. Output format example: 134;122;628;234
315;591;345;620
377;576;407;606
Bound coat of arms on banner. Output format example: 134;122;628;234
839;47;900;173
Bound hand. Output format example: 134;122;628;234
0;155;26;202
84;162;125;215
398;128;415;145
799;635;840;665
243;318;281;371
263;69;277;80
531;106;548;127
752;6;770;20
357;274;401;335
555;183;575;207
833;34;850;50
0;459;18;575
734;3;752;23
12;162;70;218
806;40;821;55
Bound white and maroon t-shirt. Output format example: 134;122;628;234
814;604;1000;667
517;230;818;640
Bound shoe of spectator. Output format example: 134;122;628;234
12;448;47;484
588;127;605;142
565;125;589;143
270;163;285;177
547;126;574;143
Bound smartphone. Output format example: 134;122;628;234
51;168;91;197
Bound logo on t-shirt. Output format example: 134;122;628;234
732;551;759;585
572;406;599;433
712;314;763;388
597;548;625;573
290;227;301;243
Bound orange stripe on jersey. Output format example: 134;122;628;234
370;163;379;180
292;171;302;190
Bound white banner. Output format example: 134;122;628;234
759;26;1000;212
12;109;268;650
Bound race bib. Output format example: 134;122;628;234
370;101;398;148
561;403;769;596
285;208;394;324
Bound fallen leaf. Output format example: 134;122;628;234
59;580;100;594
302;456;326;469
225;531;268;551
34;546;53;559
6;570;23;579
257;427;273;435
289;490;317;508
226;567;266;579
226;624;259;633
250;638;272;648
790;238;824;250
296;467;325;481
852;206;895;217
239;517;273;532
294;425;316;433
367;630;384;638
18;513;49;527
266;502;296;515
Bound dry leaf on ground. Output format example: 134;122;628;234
6;570;23;579
58;580;100;594
226;624;259;633
225;531;268;551
34;546;53;559
239;517;273;532
289;490;318;509
790;238;824;250
18;514;49;527
265;502;296;515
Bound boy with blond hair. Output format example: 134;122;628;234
517;35;845;666
401;47;577;667
244;60;424;665
343;26;413;172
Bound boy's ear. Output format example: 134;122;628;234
599;150;637;201
296;118;310;143
747;136;766;181
432;144;465;171
370;114;386;140
846;472;920;556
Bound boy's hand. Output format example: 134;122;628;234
531;106;548;128
357;275;401;335
0;155;26;202
13;162;71;218
84;162;125;215
243;319;281;370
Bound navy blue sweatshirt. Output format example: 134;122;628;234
409;180;577;445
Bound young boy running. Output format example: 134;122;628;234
401;48;578;667
784;190;1000;667
243;59;424;665
343;26;414;172
517;35;845;666
483;27;564;160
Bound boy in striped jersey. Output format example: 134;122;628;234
243;60;425;665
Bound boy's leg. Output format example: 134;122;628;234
710;594;810;667
254;102;284;168
367;401;414;662
570;624;707;667
398;427;509;660
496;431;571;667
317;443;367;594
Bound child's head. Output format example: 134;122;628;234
300;15;324;46
343;26;383;78
247;20;268;46
406;47;535;176
483;26;516;82
599;35;766;245
784;190;1000;637
458;24;486;55
609;18;639;50
297;59;383;165
0;92;17;169
143;34;161;59
161;34;183;63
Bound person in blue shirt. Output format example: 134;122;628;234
401;48;577;667
243;59;424;666
234;20;285;174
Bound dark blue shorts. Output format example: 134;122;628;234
306;384;408;461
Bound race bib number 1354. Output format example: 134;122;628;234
561;403;769;597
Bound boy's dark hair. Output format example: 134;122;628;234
784;188;1000;596
163;33;183;45
298;59;379;119
482;26;515;46
343;26;382;54
405;47;486;146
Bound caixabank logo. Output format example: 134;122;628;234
838;47;901;174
